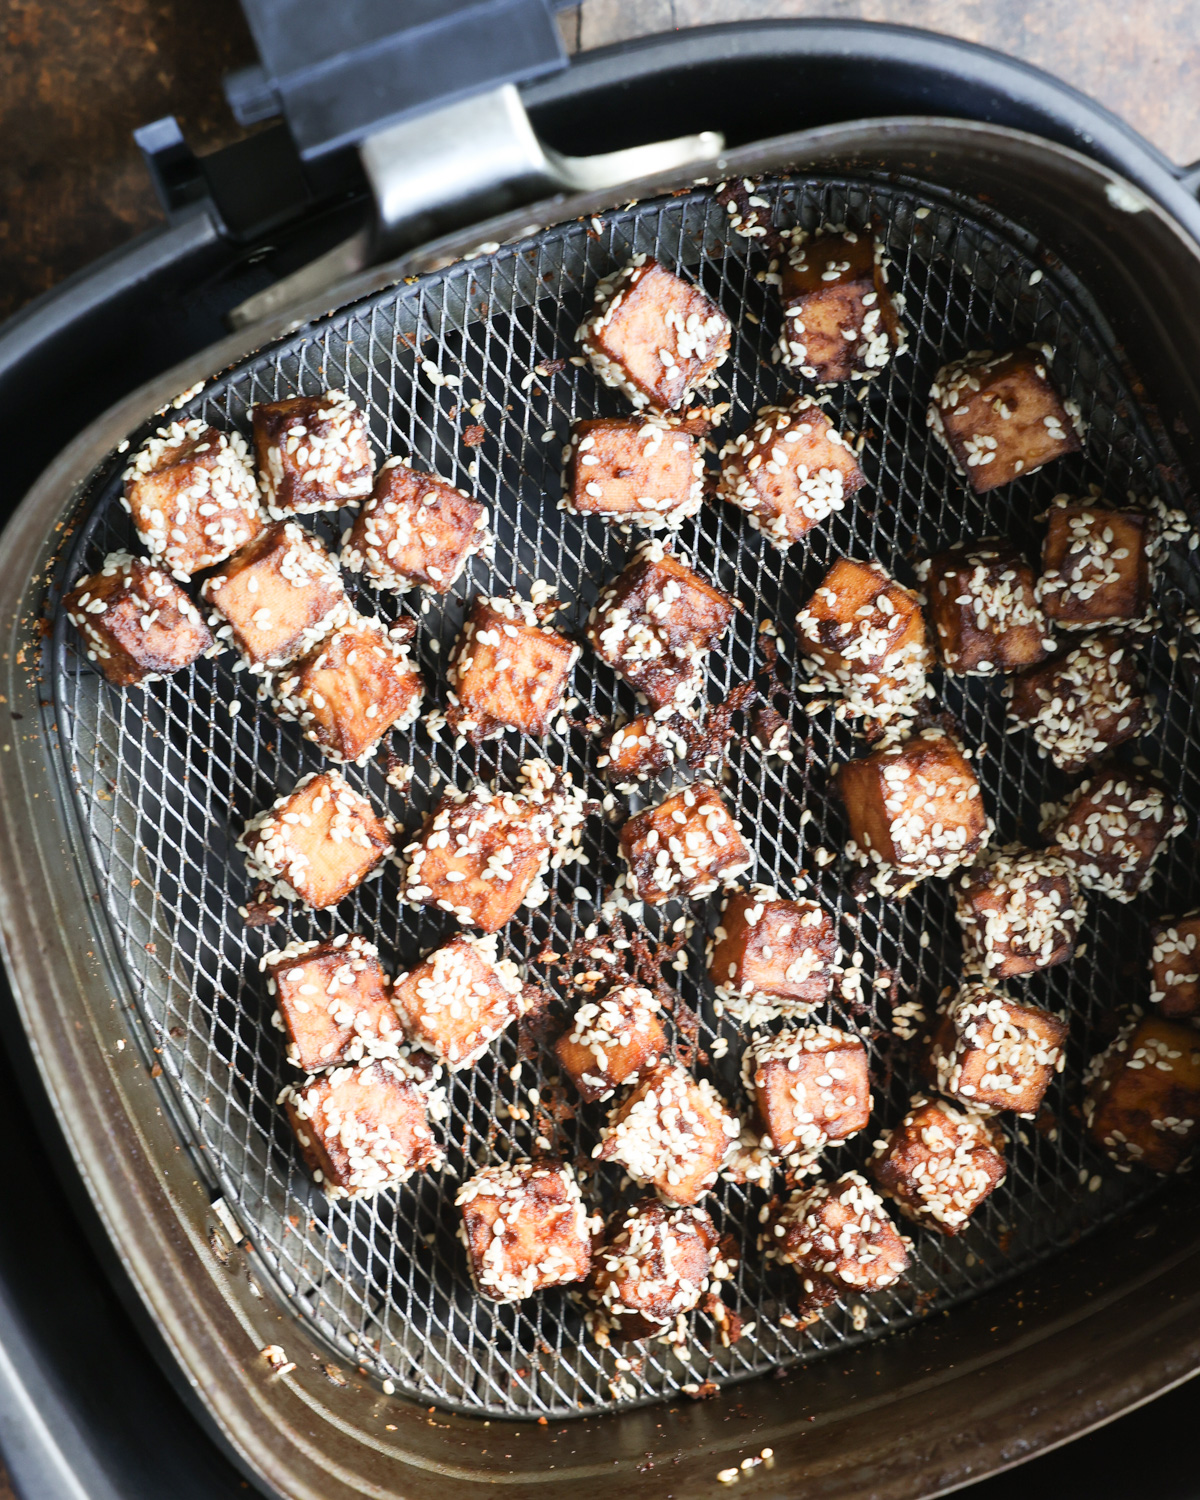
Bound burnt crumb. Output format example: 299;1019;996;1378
387;614;418;647
703;1290;744;1346
540;358;567;377
241;883;282;927
685;1380;720;1400
749;703;790;758
462;425;486;447
516;982;558;1061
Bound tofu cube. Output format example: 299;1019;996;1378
707;884;840;1024
1041;765;1185;902
776;226;906;383
447;594;579;742
562;416;704;530
342;458;489;593
1084;1015;1200;1173
586;539;736;712
839;727;992;896
271;613;424;764
954;844;1083;978
64;552;212;685
1038;499;1152;627
391;932;527;1070
121;418;263;577
869;1095;1007;1234
263;934;403;1072
598;712;691;788
1007;634;1154;773
252;389;374;518
555;983;667;1103
927;347;1084;493
239;769;395;909
1149;912;1200;1020
280;1055;446;1198
927;982;1067;1116
586;1200;725;1343
920;540;1051;675
200;520;347;673
745;1024;871;1170
577;256;731;411
595;1063;739;1205
456;1159;595;1302
619;781;752;906
795;557;930;724
716;398;866;550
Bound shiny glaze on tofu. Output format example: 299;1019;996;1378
595;1063;740;1205
619;781;752;905
263;933;402;1072
1041;765;1184;902
391;932;526;1070
342;458;488;593
456;1159;595;1302
555;983;667;1103
64;551;212;685
1038;499;1152;628
1007;634;1153;774
776;226;905;383
1149;912;1200;1020
707;885;839;1023
745;1023;871;1170
562;416;704;530
585;1199;726;1344
252;389;374;518
954;844;1082;978
447;594;579;741
869;1095;1006;1235
920;540;1051;675
926;982;1067;1116
1085;1015;1200;1173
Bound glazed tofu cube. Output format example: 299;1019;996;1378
927;347;1083;493
869;1095;1007;1234
586;539;736;712
840;727;992;896
795;557;930;724
577;256;731;411
456;1159;595;1302
745;1024;871;1171
280;1055;446;1198
1041;765;1184;902
619;781;752;906
200;520;347;674
1084;1015;1200;1173
776;226;905;383
342;458;489;593
263;934;403;1072
271;613;423;764
121;418;262;577
927;982;1067;1116
716;398;865;550
64;552;212;686
239;770;395;909
1149;912;1200;1020
595;1063;739;1205
555;983;667;1103
562;416;704;530
585;1200;725;1343
954;844;1082;978
598;712;691;787
707;885;840;1024
920;540;1051;675
391;932;527;1070
446;594;580;742
252;389;374;518
1038;499;1152;628
1007;635;1154;774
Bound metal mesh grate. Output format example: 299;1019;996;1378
51;173;1200;1419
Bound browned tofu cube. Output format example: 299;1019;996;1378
1007;635;1154;774
1150;912;1200;1020
1042;765;1185;902
252;389;374;518
707;885;839;1024
456;1159;595;1302
121;418;263;577
64;552;213;686
920;540;1052;675
271;613;423;764
716;398;865;550
577;256;731;411
927;982;1067;1116
263;933;403;1071
555;983;667;1103
776;226;905;383
598;712;691;788
279;1055;446;1198
1084;1015;1200;1173
200;520;347;674
1038;499;1152;628
239;769;395;909
595;1063;739;1205
446;594;579;742
954;844;1082;978
869;1095;1007;1234
342;458;489;593
840;727;992;896
391;932;526;1070
562;416;704;530
586;540;736;712
619;781;752;906
585;1200;726;1343
795;557;930;724
745;1024;871;1171
927;347;1084;493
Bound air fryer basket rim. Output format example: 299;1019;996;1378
2;117;1200;1500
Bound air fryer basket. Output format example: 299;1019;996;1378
4;121;1200;1498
